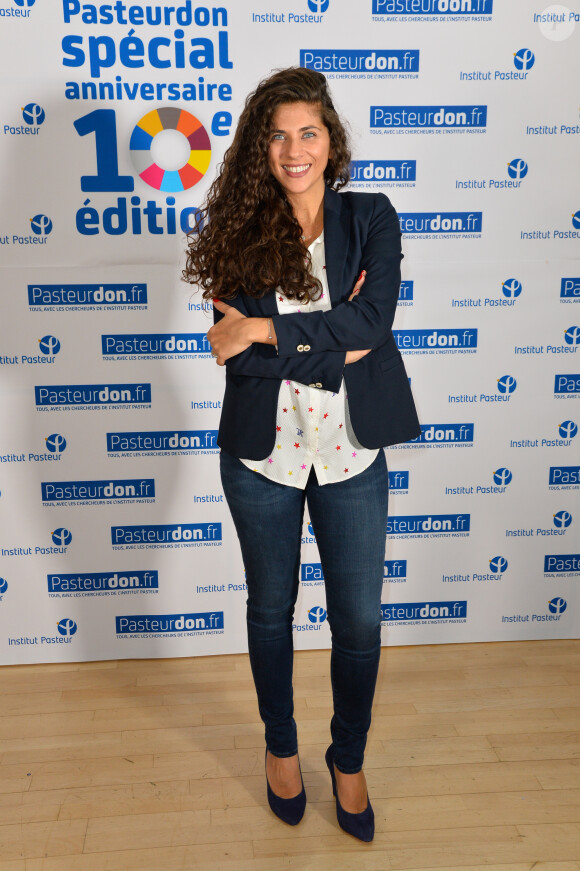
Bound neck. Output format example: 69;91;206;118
288;186;325;239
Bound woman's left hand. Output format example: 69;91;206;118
207;299;252;365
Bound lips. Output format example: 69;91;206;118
282;164;311;176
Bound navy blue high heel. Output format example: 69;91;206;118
325;745;374;842
265;749;306;826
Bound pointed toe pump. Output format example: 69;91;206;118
325;745;374;842
265;750;306;826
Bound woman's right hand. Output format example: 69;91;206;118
346;270;371;364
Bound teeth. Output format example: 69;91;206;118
284;164;310;173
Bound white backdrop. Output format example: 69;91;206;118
0;0;579;664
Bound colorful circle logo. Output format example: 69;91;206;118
129;107;211;192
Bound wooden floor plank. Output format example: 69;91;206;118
0;640;578;870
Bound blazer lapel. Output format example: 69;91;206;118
324;187;350;305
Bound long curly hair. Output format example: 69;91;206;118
183;67;351;302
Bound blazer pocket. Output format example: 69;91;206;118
379;353;403;373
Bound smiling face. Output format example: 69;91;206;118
267;101;331;205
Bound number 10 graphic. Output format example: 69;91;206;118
74;108;212;193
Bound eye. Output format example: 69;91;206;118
302;131;315;139
270;133;285;141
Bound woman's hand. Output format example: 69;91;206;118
346;270;371;364
208;299;252;365
348;270;366;301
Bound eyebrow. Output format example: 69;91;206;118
269;124;321;134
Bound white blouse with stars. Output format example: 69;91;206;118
240;232;379;489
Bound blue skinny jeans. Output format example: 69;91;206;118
220;449;389;774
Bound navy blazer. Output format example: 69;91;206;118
216;188;420;459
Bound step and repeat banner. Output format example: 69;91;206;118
0;0;579;664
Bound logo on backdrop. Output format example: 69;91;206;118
521;209;580;242
451;277;523;311
549;465;580;491
349;160;416;189
251;0;330;22
456;158;529;191
308;606;327;623
1;213;53;248
2;528;72;559
64;0;235;239
559;420;578;438
445;468;512;496
393;328;477;355
28;283;148;311
381;600;467;626
489;556;508;573
508;158;528;179
52;528;72;547
452;375;518;406
440;556;509;585
102;333;212;359
46;434;67;453
513;48;535;70
35;383;151;410
502;597;567;625
7;617;81;649
2;102;44;136
553;510;573;529
399;280;414;306
111;523;222;550
300;49;419;78
526;116;580;136
384;560;407;583
293;605;328;632
39;336;60;356
497;375;517;394
0;0;35;20
48;570;159;597
389;471;409;492
106;430;219;456
372;0;493;20
544;554;580;578
31;215;52;235
41;478;155;506
402;423;474;450
510;420;576;451
57;618;78;637
399;212;482;239
115;612;224;638
0;578;8;600
301;563;325;586
22;102;44;124
0;433;68;466
371;105;486;133
70;108;229;236
388;514;470;539
196;577;246;594
1;335;62;367
506;509;573;539
459;47;534;82
129;108;211;192
554;374;580;397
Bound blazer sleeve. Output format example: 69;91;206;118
213;297;346;393
273;195;402;358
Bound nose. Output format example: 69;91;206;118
280;134;303;160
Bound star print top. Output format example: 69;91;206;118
240;232;379;489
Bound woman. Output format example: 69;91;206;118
184;67;420;841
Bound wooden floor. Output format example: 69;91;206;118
0;640;579;871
